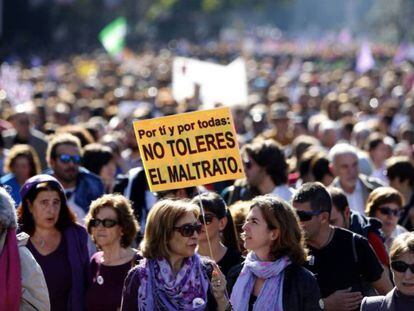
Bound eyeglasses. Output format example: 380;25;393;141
391;261;414;273
296;210;324;222
199;214;216;225
173;223;202;237
57;154;82;165
378;206;401;217
90;218;118;228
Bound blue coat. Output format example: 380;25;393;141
45;167;104;213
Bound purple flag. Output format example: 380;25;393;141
356;42;375;74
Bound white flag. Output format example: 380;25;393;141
172;57;248;108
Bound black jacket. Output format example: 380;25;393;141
227;262;323;311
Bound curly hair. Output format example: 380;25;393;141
85;194;139;248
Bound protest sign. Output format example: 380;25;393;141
133;107;245;192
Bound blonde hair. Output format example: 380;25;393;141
140;199;199;259
390;232;414;261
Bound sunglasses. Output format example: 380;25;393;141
90;218;118;228
57;154;82;165
378;206;401;217
199;214;216;225
174;223;202;237
391;261;414;273
296;210;324;222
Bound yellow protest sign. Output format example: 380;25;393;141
133;107;245;192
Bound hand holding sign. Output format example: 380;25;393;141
133;107;245;192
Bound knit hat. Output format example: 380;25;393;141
19;174;65;202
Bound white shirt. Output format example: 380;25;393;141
271;184;295;203
344;180;366;215
371;166;389;185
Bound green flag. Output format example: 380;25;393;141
99;17;127;56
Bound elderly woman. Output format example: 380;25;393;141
121;199;229;310
0;144;41;206
0;186;49;310
366;187;408;252
227;195;322;311
85;194;140;311
192;192;243;276
361;232;414;310
17;174;89;311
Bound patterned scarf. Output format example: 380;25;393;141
230;252;291;311
137;255;209;310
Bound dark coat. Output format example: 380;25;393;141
227;262;323;311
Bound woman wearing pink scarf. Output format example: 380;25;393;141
0;186;49;310
227;195;323;311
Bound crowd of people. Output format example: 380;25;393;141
1;41;414;310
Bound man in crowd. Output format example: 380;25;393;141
46;133;104;223
292;182;392;311
222;138;293;204
386;156;414;231
328;187;389;268
3;103;48;170
329;143;383;215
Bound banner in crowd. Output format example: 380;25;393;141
172;57;248;109
133;107;245;192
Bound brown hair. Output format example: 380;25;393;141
140;199;199;259
365;186;404;217
17;181;76;235
47;133;82;164
390;232;414;262
4;144;41;177
85;194;139;248
55;125;95;147
250;195;308;265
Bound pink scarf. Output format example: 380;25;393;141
0;228;22;311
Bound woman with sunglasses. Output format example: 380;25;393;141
192;192;243;276
361;232;414;310
121;198;230;310
366;187;408;252
227;195;322;311
84;194;139;311
17;174;89;311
